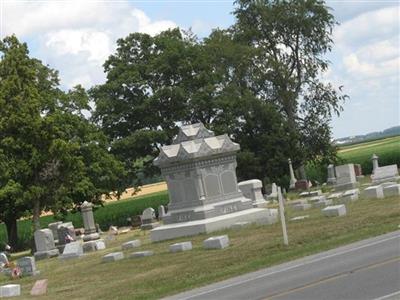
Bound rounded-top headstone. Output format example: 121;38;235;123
142;207;155;220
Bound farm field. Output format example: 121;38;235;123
1;192;399;300
337;135;400;175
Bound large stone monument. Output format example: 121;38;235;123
150;123;277;241
81;201;100;241
334;164;359;191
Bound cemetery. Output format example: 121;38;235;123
0;123;399;299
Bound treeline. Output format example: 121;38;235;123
0;0;346;249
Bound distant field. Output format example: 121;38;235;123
337;135;400;175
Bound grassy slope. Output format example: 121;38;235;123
1;193;399;300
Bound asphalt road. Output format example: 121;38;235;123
164;231;400;300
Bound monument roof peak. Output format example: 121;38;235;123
172;122;214;144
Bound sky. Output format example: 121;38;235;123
1;0;399;139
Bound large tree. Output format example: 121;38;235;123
0;36;126;249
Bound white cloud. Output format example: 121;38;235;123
3;0;177;88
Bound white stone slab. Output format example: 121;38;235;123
169;242;192;253
363;185;384;199
290;215;309;221
59;241;83;260
102;252;124;262
95;240;106;250
312;199;333;208
383;184;400;197
129;251;154;258
322;205;347;217
308;196;326;203
0;284;20;297
372;164;400;183
203;235;229;249
327;192;343;200
292;203;311;211
309;190;322;196
121;240;141;250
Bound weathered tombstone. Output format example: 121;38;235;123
0;284;20;297
102;252;124;262
295;165;310;190
129;251;154;258
238;179;267;207
82;239;106;253
288;158;297;189
169;241;192;253
57;222;76;245
48;221;62;243
121;240;141;250
383;184;400;197
363;185;384;199
203;235;229;249
158;205;166;220
312;199;333;208
266;183;278;201
30;279;48;296
292;203;311;211
322;205;347;217
327;164;336;185
371;154;379;173
150;123;277;242
340;188;360;203
371;165;400;183
334;164;359;191
81;201;100;241
33;229;59;260
0;252;8;267
354;164;364;181
141;208;159;230
17;256;39;276
59;241;83;260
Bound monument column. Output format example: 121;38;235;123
81;201;99;241
371;154;379;173
288;158;297;189
327;164;336;185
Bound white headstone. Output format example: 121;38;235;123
169;241;192;253
238;179;267;207
0;284;20;297
59;242;83;260
322;205;347;217
371;165;400;183
102;252;124;262
142;208;155;220
203;235;229;249
383;184;400;197
121;240;141;250
158;205;166;220
335;164;358;190
363;185;384;199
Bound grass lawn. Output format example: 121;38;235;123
1;192;399;299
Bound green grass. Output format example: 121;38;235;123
1;191;399;300
338;135;400;175
0;191;169;250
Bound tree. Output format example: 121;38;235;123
0;36;126;249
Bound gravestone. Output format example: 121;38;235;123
83;239;106;253
312;199;332;208
371;154;379;173
371;165;400;183
0;284;20;297
30;279;48;296
322;205;347;217
169;241;192;253
334;164;359;191
129;251;154;258
363;186;384;199
340;189;359;203
383;184;400;197
48;221;62;243
158;205;166;220
150;123;277;242
354;164;364;181
33;229;59;260
59;241;83;260
288;158;297;189
0;253;8;267
141;208;159;230
266;183;278;201
203;235;229;249
57;222;76;245
238;179;267;207
292;203;311;211
121;240;141;250
327;164;336;185
102;252;124;263
295;165;310;190
81;201;100;241
17;256;39;276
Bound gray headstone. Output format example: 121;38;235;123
322;205;347;217
34;229;56;252
121;240;141;250
48;222;62;242
141;208;155;220
59;242;83;260
129;251;154;258
17;256;39;276
169;242;192;253
102;252;124;263
0;284;21;297
334;164;359;190
158;205;166;220
238;179;267;207
57;223;76;245
363;185;384;199
203;235;229;249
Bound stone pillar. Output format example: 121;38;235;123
288;158;297;189
371;154;379;173
81;201;99;241
327;164;336;185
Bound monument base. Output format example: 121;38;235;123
150;208;278;242
34;249;59;261
372;176;400;184
82;232;100;242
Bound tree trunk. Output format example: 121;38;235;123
32;199;41;231
4;216;18;251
